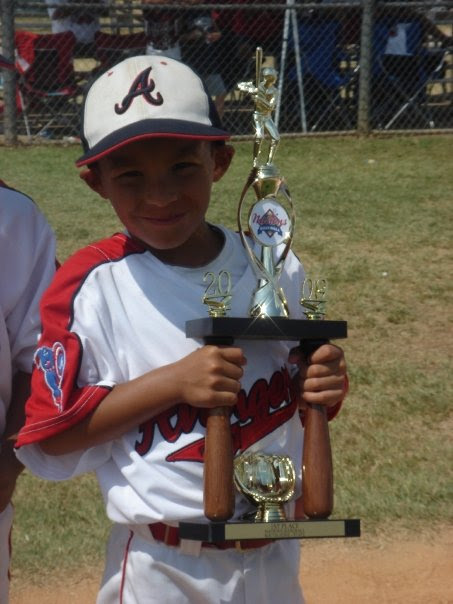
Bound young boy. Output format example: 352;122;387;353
0;181;56;602
15;56;347;604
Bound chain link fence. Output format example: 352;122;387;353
1;1;452;141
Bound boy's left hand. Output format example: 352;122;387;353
288;343;347;410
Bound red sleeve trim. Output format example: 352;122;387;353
16;385;111;447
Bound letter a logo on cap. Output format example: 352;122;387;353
114;67;164;115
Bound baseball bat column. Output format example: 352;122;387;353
204;402;235;521
202;275;235;522
299;281;333;519
301;398;333;518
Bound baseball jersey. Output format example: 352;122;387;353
0;182;56;604
16;225;306;525
0;183;56;438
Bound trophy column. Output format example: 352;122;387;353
204;400;235;521
301;384;334;519
203;334;235;522
299;279;334;519
200;273;236;521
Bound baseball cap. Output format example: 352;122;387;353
76;55;230;167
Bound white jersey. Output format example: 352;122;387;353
0;183;56;438
16;226;306;526
0;182;56;604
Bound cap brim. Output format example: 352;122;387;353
76;119;230;167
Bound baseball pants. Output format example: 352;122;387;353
97;523;305;604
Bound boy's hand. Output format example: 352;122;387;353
177;346;246;409
288;343;347;410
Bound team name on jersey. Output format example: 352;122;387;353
135;366;297;462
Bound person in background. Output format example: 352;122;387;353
0;181;56;602
45;0;108;57
142;0;197;60
143;2;229;116
182;13;229;117
215;0;284;60
372;4;452;116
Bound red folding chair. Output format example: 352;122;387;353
14;30;80;137
0;52;31;136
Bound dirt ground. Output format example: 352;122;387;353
10;526;453;604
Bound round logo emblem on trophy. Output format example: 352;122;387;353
248;198;291;248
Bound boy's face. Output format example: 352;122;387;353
87;138;233;266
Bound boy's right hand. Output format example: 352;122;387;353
35;346;247;456
176;346;246;409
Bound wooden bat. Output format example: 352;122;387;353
299;339;334;519
203;336;235;521
204;406;235;521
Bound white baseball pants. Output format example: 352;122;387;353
97;523;305;604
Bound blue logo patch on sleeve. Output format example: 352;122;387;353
34;342;66;412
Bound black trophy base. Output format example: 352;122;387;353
186;317;347;343
179;518;361;541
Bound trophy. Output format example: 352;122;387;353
179;48;360;543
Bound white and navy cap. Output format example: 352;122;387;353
76;55;230;167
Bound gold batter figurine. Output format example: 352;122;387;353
237;48;280;167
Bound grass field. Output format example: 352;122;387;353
1;135;452;581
